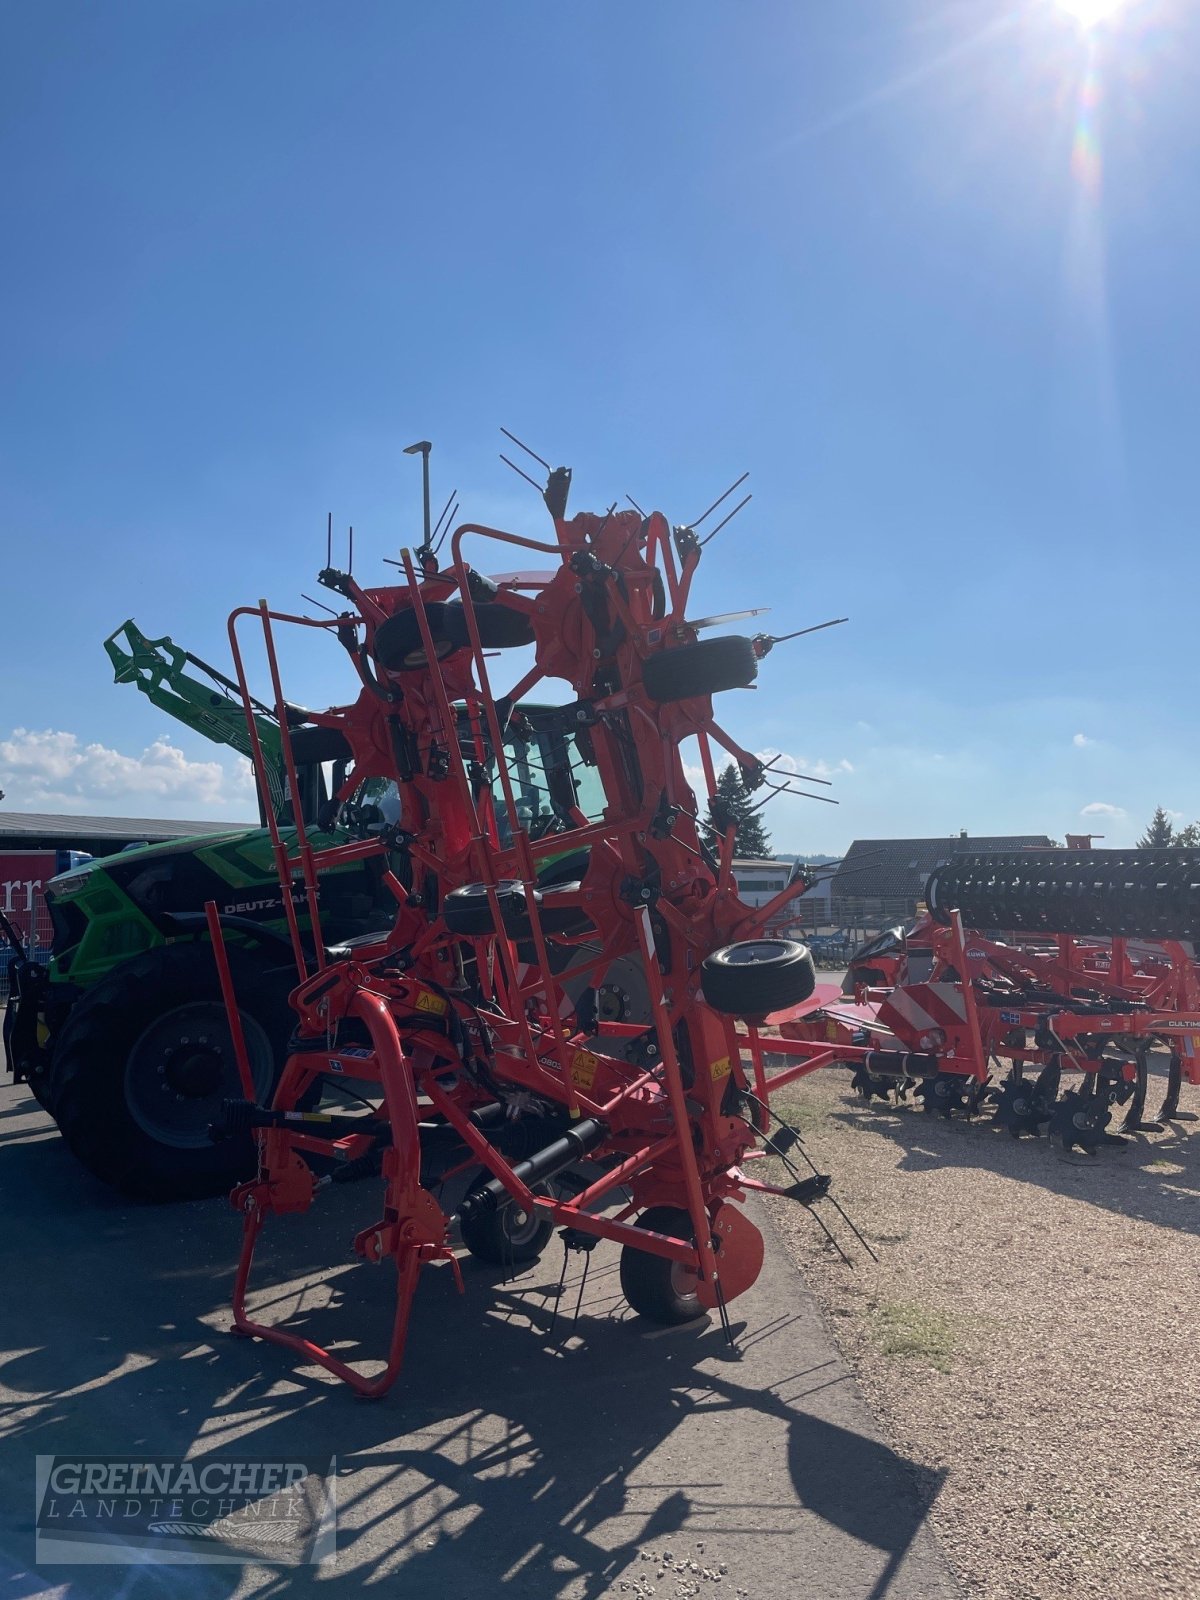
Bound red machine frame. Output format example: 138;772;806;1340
208;488;836;1396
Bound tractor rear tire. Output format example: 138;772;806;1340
48;944;295;1201
641;636;758;704
701;939;816;1016
619;1206;703;1324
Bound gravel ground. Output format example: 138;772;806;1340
764;1055;1200;1600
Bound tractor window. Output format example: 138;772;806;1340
347;720;605;847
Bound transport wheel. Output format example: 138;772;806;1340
446;601;536;650
620;1206;703;1325
641;636;758;704
458;1181;555;1266
701;939;816;1016
48;944;293;1201
372;604;460;671
443;881;535;937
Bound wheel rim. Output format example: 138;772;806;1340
722;942;786;967
669;1259;701;1310
503;1204;545;1249
124;1002;275;1149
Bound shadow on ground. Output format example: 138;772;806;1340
0;1089;951;1600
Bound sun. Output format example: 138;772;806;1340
1057;0;1126;25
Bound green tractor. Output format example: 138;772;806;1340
2;621;395;1200
3;621;607;1201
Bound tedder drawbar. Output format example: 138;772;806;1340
203;451;862;1397
784;849;1200;1155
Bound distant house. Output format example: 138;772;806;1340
829;832;1055;929
730;858;794;911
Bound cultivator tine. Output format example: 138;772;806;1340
1154;1050;1199;1121
1121;1047;1165;1134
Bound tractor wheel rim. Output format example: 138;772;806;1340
125;1001;275;1150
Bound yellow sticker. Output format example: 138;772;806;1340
826;1022;839;1042
570;1050;599;1089
710;1056;731;1083
415;990;448;1016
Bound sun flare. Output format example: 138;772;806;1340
1057;0;1126;26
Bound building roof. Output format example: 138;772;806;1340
831;834;1055;902
0;810;253;851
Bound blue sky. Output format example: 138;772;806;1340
2;0;1198;852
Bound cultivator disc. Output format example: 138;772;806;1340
992;1060;1060;1138
1047;1072;1130;1155
850;1063;903;1103
926;848;1200;942
913;1071;989;1118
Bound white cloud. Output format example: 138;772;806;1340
0;728;254;814
1080;800;1126;819
1072;733;1093;747
757;746;854;782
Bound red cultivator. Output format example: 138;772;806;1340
781;850;1200;1155
205;455;843;1396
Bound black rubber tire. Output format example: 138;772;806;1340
701;938;816;1017
372;604;459;672
443;881;534;937
641;635;758;704
446;602;536;650
458;1181;555;1266
47;944;295;1201
287;723;353;764
619;1206;703;1325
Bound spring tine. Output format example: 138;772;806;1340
500;453;544;493
698;493;752;547
499;427;552;472
571;1248;592;1326
547;1237;571;1338
691;471;749;530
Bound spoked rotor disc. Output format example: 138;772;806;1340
993;1058;1060;1139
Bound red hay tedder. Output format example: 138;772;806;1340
204;452;852;1397
782;849;1200;1154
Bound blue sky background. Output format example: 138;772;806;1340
2;0;1198;851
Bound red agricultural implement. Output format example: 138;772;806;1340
782;849;1200;1154
202;455;854;1397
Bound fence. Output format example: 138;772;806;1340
0;899;53;1003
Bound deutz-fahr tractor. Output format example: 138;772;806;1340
3;620;598;1200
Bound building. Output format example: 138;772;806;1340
0;810;250;858
828;831;1055;930
729;858;833;933
729;857;795;910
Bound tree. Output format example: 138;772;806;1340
705;763;772;858
1137;807;1175;848
1136;806;1200;848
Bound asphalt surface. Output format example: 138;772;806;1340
0;1079;956;1600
